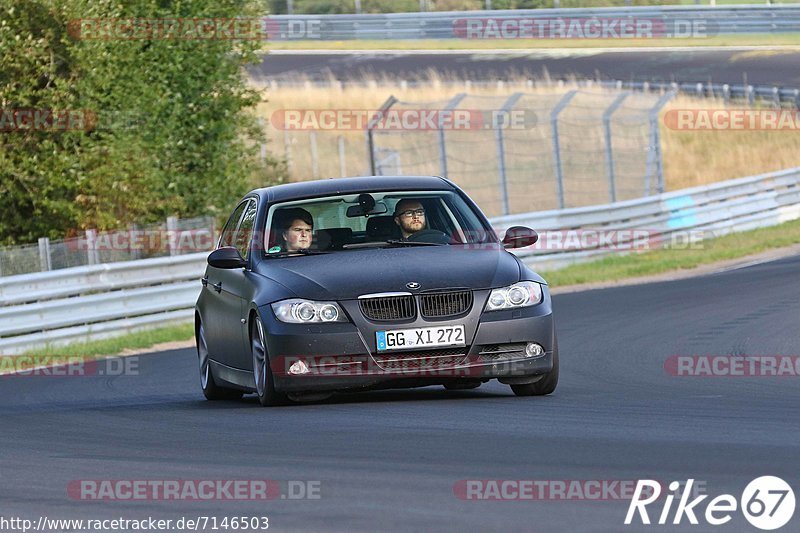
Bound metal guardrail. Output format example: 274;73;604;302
495;166;800;270
0;254;206;354
0;167;798;354
268;5;800;40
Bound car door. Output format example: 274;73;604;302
226;198;259;370
204;200;252;368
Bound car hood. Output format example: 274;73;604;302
254;245;523;301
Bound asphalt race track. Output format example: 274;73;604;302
1;254;799;532
254;49;800;87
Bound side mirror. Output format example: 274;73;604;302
208;247;247;269
502;226;538;249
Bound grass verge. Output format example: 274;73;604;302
264;34;800;51
542;218;800;287
24;323;194;358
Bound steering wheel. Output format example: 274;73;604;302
406;229;451;244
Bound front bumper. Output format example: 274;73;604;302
262;290;556;393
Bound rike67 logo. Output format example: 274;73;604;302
625;477;795;530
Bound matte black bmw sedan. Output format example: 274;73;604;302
195;176;558;406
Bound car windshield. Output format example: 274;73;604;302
263;190;496;255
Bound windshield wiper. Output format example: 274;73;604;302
264;249;329;258
384;239;444;247
341;239;446;250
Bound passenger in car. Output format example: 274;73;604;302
278;208;314;252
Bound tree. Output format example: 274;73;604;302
0;0;284;244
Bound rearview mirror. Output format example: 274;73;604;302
502;226;538;249
208;247;247;269
346;203;388;217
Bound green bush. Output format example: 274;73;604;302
0;0;284;244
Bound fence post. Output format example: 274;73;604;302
495;92;523;216
166;216;178;256
38;237;52;272
603;92;630;203
644;90;676;195
283;130;293;177
550;90;578;209
257;118;267;166
85;229;98;265
131;223;142;260
438;93;467;178
309;131;319;179
366;96;398;175
338;135;347;177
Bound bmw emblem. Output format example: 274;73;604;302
406;282;421;290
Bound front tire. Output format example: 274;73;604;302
511;339;559;397
197;321;243;401
251;315;289;407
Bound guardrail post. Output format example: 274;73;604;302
38;237;52;272
338;135;347;177
645;90;676;195
366;96;398;175
495;92;523;216
438;93;467;178
550;90;577;209
603;92;630;204
166;216;178;256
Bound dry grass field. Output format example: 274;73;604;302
252;75;800;214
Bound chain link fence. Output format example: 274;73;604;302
365;88;672;217
0;216;216;278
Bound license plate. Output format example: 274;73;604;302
376;325;466;352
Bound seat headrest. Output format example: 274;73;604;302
315;228;353;250
366;216;399;240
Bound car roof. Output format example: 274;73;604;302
249;176;456;203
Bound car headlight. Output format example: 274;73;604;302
485;281;543;311
271;299;348;323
